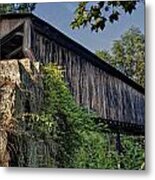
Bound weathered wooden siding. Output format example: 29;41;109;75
30;29;144;127
0;18;25;38
0;14;145;133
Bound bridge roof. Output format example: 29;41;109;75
1;13;144;95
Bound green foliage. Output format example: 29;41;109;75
41;64;101;167
96;50;113;65
73;132;145;169
41;64;145;169
19;63;144;169
70;1;141;32
119;136;145;169
96;26;145;87
0;3;36;14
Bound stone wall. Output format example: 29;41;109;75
0;58;48;167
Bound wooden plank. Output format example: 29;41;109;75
5;46;22;59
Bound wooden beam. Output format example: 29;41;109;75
0;24;24;46
22;20;35;61
5;46;22;59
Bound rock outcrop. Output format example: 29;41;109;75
0;59;44;167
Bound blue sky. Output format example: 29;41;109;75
34;1;144;53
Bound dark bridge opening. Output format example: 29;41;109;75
0;25;24;60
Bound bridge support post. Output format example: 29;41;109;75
115;133;123;155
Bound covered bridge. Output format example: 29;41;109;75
0;13;145;135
